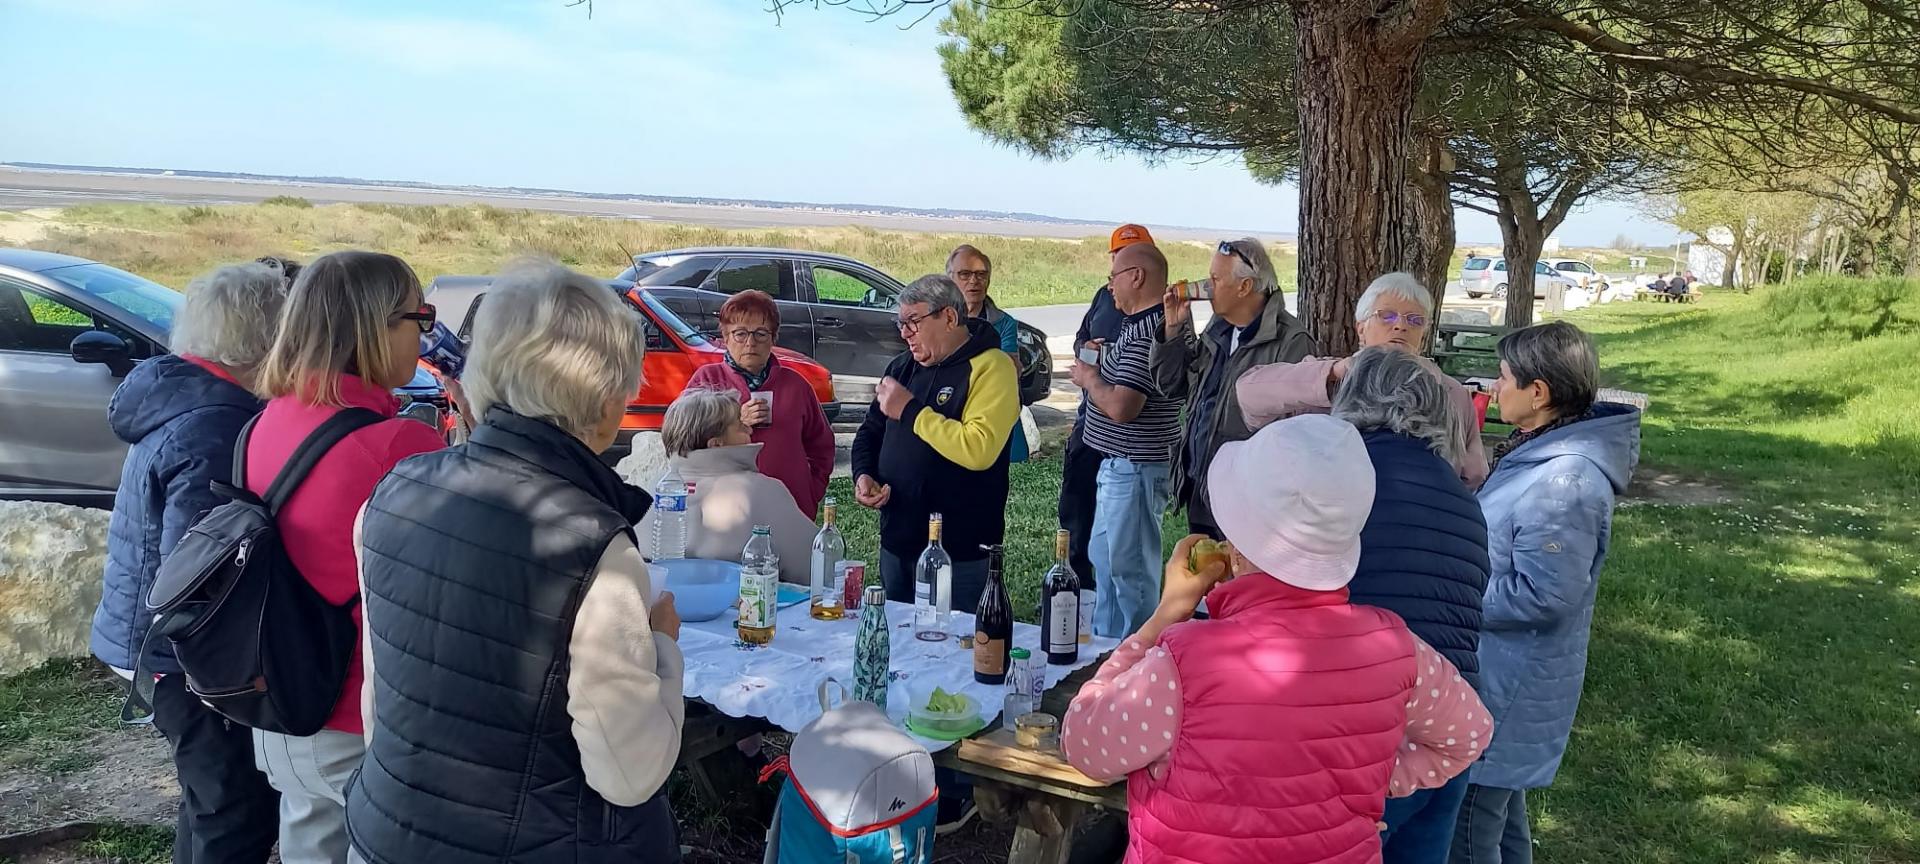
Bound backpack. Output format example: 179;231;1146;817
122;408;383;736
762;682;938;864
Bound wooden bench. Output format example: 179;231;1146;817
1636;287;1701;303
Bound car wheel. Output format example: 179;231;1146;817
1493;283;1508;300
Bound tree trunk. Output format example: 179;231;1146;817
1724;229;1746;290
1403;136;1457;327
1499;210;1544;328
1291;2;1435;357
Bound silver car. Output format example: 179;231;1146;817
0;249;446;506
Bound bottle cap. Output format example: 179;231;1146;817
863;585;887;605
1011;647;1030;660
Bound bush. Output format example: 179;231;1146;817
1760;276;1919;341
179;205;220;224
261;195;313;208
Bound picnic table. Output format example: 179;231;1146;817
671;596;1126;861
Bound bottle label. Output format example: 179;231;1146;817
936;565;952;613
738;573;776;628
974;634;1007;676
655;493;687;513
1078;589;1095;643
1047;595;1079;649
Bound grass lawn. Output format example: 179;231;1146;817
3;277;1915;863
18;202;1283;309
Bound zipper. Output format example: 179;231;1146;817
234;540;251;567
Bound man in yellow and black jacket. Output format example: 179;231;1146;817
851;274;1019;613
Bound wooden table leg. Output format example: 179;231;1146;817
1006;798;1086;864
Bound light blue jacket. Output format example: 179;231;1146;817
1469;402;1640;789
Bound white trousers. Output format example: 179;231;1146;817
252;728;366;864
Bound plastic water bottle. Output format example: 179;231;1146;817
650;464;688;561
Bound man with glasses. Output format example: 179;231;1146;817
850;274;1020;613
947;244;1028;463
1236;272;1489;488
1071;242;1181;639
1151;237;1318;538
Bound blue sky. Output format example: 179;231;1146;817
0;0;1673;246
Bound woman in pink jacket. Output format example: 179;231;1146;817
1062;414;1490;864
684;290;835;517
1235;272;1489;488
246;251;446;864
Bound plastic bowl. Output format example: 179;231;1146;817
905;686;983;739
655;559;743;622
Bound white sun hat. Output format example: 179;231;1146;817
1206;413;1376;591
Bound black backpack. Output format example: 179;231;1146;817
123;408;383;736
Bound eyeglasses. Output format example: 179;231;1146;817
896;309;944;335
726;327;774;343
1218;240;1256;271
1108;266;1143;283
397;304;437;335
1370;309;1429;329
952;269;990;282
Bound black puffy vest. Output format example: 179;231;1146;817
345;409;675;864
1351;430;1492;682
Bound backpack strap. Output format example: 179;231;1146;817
260;408;386;515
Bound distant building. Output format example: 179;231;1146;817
1542;236;1563;255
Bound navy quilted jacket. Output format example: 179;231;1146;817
1349;430;1491;683
90;355;262;674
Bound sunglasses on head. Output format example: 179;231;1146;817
1218;240;1256;271
398;303;437;335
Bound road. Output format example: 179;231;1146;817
0;167;1277;244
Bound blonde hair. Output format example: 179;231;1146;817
463;258;646;442
255;251;420;406
661;388;743;457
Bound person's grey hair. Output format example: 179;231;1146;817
462;257;646;442
660;387;743;457
1332;347;1463;466
945;244;991;273
1220;237;1279;297
899;274;966;320
1497;320;1599;417
1354;272;1433;322
170;262;291;372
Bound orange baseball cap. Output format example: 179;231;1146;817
1109;224;1154;253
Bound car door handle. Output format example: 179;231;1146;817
817;316;844;328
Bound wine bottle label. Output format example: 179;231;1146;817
974;634;1007;676
1078;589;1095;643
1047;595;1078;648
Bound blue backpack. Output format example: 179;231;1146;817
762;684;937;864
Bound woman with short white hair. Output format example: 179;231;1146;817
638;387;818;583
93;261;289;864
1235;272;1489;488
348;259;685;864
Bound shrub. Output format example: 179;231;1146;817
180;205;220;224
261;195;314;208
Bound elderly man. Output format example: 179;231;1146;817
948;244;1027;463
1236;272;1489;488
1150;237;1317;538
1057;224;1156;600
851;274;1020;613
1071;242;1181;638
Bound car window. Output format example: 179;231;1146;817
811;264;897;309
629;256;720;288
1493;261;1507;272
634;290;708;347
1559;262;1593;273
710;258;797;301
0;283;147;356
42;263;179;332
1463;258;1490;271
1535;262;1554;275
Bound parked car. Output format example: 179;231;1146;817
1546;259;1612;293
1458;256;1581;300
425;275;838;466
615;247;1052;406
0;249;452;506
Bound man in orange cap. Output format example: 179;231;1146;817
1059;224;1160;610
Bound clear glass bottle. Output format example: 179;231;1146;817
1003;647;1035;729
854;586;891;709
913;513;952;642
649;463;688;561
809;497;845;620
737;525;778;645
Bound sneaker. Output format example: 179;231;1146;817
935;800;978;837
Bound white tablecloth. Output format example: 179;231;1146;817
680;599;1121;750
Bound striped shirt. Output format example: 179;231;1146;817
1082;307;1180;461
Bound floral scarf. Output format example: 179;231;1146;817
1491;407;1596;471
726;353;774;391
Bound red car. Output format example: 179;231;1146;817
425;276;837;464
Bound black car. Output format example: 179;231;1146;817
617;247;1051;405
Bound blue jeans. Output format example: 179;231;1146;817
1449;784;1531;864
1383;772;1471;864
1090;457;1171;639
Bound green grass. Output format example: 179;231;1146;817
77;824;173;863
0;658;124;776
29;202;1279;309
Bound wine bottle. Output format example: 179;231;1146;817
1041;528;1080;665
809;497;845;620
974;544;1012;685
913;513;952;641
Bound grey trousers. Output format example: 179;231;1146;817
1450;784;1532;864
252;729;366;864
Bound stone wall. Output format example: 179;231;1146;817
0;501;110;675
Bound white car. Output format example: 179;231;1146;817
1546;259;1612;293
1457;257;1581;300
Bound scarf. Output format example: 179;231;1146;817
726;354;774;391
1491;407;1596;470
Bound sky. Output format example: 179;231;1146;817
0;0;1676;246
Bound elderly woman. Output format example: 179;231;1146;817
637;387;817;583
1062;414;1490;864
685;290;834;516
1236;272;1488;488
1329;347;1492;864
91;262;287;863
1451;321;1639;864
348;259;681;864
